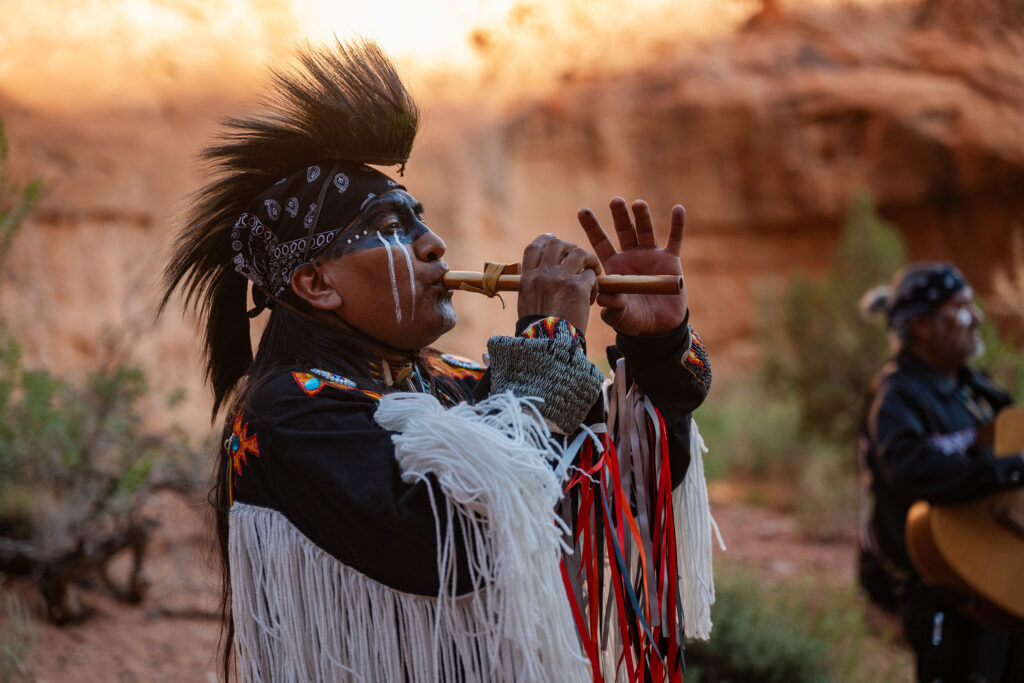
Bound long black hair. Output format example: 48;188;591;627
159;39;419;681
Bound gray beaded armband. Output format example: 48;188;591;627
486;318;605;434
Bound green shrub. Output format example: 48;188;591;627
978;320;1024;402
697;194;906;537
0;114;204;622
696;383;805;480
0;576;35;683
0;343;183;529
761;192;906;449
977;234;1024;399
0;120;40;278
696;382;857;538
701;192;1024;541
684;566;903;682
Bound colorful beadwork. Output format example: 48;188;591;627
292;371;383;401
293;371;356;396
227;411;260;477
424;352;486;381
435;388;458;407
309;368;357;388
522;316;573;340
440;353;485;372
683;327;711;390
521;316;583;351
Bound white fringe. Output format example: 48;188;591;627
230;391;590;682
232;504;444;682
376;391;590;682
673;418;726;640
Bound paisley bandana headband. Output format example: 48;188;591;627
887;263;967;328
230;161;403;299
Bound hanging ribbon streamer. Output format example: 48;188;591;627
560;363;722;682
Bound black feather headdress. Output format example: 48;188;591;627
161;39;419;416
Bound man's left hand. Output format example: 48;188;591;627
577;197;687;337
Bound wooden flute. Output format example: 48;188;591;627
442;271;683;295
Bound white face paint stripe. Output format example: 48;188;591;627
376;231;401;324
955;308;972;327
395;240;416;321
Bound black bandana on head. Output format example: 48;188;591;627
887;263;967;327
231;161;403;300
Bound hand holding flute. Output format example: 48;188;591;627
442;270;683;296
450;197;687;338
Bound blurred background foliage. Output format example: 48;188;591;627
692;193;1024;679
0;575;34;683
0;117;204;676
684;564;905;683
699;192;909;539
700;190;1024;539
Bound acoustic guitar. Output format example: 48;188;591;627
905;405;1024;630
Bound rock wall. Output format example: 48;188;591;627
1;0;1022;428
477;0;1024;364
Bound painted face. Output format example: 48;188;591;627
928;286;984;366
330;190;432;256
317;189;456;351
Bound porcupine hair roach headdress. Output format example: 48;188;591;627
161;39;419;416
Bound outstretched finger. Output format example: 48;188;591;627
577;208;617;265
664;205;686;256
632;199;658;249
609;197;638;251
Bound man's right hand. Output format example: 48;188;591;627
517;234;601;335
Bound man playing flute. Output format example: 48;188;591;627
163;39;716;682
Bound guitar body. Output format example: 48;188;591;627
905;406;1024;629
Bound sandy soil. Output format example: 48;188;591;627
6;491;912;682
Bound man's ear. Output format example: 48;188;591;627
290;263;343;311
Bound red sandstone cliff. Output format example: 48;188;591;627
467;0;1024;363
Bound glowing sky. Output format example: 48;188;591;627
293;0;520;64
0;0;898;108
